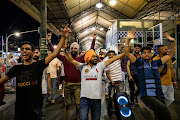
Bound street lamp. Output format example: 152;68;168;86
6;29;38;57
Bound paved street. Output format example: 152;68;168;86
0;85;180;120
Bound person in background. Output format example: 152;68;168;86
49;56;61;103
121;47;130;94
127;44;141;108
33;48;52;120
79;51;86;56
7;53;17;92
0;52;5;106
153;45;178;106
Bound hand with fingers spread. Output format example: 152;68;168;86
165;33;175;42
61;24;71;38
127;28;136;40
92;33;97;39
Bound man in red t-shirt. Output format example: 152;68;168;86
46;33;96;120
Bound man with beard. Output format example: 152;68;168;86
64;48;125;120
33;48;51;120
46;33;96;120
127;44;141;108
125;29;175;120
0;24;70;120
153;45;178;106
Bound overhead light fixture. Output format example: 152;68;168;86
96;3;102;9
15;32;20;36
92;27;96;31
109;0;116;5
100;28;104;31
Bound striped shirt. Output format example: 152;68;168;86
106;59;123;81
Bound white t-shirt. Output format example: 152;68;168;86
60;61;65;76
49;58;61;78
79;61;106;99
106;58;123;81
42;67;50;94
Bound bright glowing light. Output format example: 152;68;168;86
96;36;99;39
117;96;128;105
96;3;102;8
109;0;116;5
120;107;131;117
15;32;20;36
130;39;134;43
18;48;20;51
54;45;57;48
92;27;96;31
90;36;93;39
100;28;104;31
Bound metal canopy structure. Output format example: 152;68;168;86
10;0;180;51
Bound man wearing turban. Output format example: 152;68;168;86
46;33;96;120
64;48;125;120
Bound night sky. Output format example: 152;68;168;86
0;0;58;51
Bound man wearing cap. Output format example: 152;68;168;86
64;48;125;120
46;33;96;120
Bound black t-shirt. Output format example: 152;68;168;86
6;59;47;118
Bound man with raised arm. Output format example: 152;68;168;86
64;47;125;120
124;29;175;120
0;24;70;120
46;33;96;120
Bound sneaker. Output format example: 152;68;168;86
61;93;64;98
130;102;135;108
59;84;62;89
51;99;55;104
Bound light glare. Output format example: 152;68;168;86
96;3;102;8
15;32;20;36
109;0;116;5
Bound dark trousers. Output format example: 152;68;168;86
0;83;5;105
128;74;140;103
141;96;172;120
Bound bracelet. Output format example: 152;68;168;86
173;81;177;83
124;45;129;47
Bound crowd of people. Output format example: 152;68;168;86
0;25;178;120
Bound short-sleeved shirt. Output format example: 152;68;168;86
49;58;61;78
6;59;47;119
79;61;106;99
153;56;173;86
121;56;129;72
106;59;123;81
42;67;50;94
133;58;164;98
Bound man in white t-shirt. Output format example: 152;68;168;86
49;57;61;103
64;49;125;120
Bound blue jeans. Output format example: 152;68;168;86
79;97;101;120
51;78;57;100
